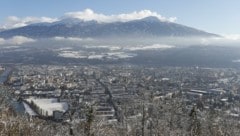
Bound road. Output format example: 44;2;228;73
0;67;25;114
0;67;12;84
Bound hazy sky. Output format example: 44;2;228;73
0;0;240;34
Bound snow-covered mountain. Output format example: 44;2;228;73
0;16;219;38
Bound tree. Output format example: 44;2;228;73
141;104;146;136
188;107;201;136
85;105;94;136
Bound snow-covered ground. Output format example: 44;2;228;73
84;45;121;51
23;102;37;116
56;44;173;60
125;44;174;51
88;54;104;59
26;98;68;116
58;51;87;59
106;52;136;59
58;50;136;60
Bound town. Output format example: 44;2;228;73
1;64;240;135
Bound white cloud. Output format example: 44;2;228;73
9;36;36;44
0;9;177;29
54;36;82;41
223;34;240;40
126;44;175;51
0;36;36;45
53;36;93;41
64;9;177;23
1;16;58;29
0;38;5;44
168;17;177;22
176;35;240;46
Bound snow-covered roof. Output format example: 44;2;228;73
26;98;68;116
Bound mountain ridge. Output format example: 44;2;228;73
0;16;219;38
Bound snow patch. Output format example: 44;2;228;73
26;98;68;116
23;102;37;116
125;44;174;51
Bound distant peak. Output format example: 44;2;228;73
58;18;84;24
140;16;161;22
54;17;98;25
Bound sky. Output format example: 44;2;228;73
0;0;240;34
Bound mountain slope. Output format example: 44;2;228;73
0;16;219;38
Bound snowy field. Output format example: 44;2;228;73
26;98;68;116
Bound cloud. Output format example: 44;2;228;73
54;36;82;41
64;9;177;23
9;36;36;44
0;36;36;45
0;38;5;44
223;34;240;40
1;16;58;29
125;44;175;51
0;9;177;29
53;36;93;41
176;36;240;46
